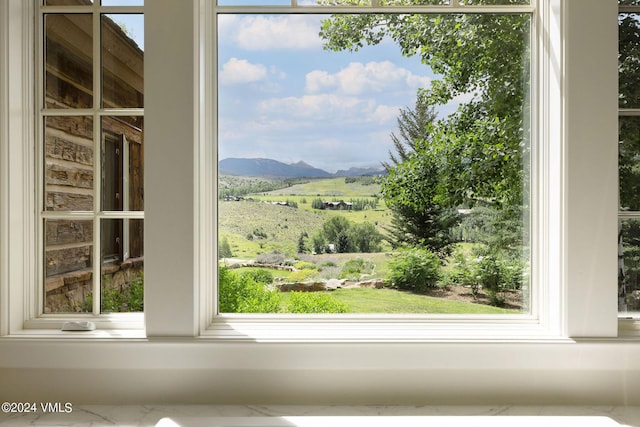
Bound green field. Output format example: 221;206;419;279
218;177;392;259
256;177;381;197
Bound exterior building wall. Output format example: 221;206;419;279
43;10;143;312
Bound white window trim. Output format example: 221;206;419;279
0;0;619;341
194;0;618;342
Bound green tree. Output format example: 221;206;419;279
297;232;308;254
311;231;326;254
379;143;458;255
219;237;233;259
349;221;383;253
382;94;437;173
320;10;531;232
322;216;354;253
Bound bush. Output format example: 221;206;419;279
218;267;281;313
319;261;337;268
256;252;285;265
472;252;527;306
386;247;441;293
294;261;317;271
90;273;144;313
286;292;348;314
339;258;375;280
287;269;317;282
241;268;274;285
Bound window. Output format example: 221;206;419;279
0;0;618;340
40;1;144;315
215;2;534;317
619;1;640;317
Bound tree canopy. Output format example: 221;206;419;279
320;9;531;253
320;11;531;209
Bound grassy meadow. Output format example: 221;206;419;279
218;175;524;315
218;176;392;260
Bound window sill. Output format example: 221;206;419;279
17;312;145;338
204;315;569;343
6;327;145;339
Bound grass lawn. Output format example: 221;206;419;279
279;288;519;315
260;177;381;197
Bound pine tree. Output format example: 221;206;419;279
219;237;233;259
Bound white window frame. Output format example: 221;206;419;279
0;0;145;334
0;0;619;339
190;0;619;342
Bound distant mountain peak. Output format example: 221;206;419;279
219;157;385;179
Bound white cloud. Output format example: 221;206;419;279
259;94;395;124
219;15;323;51
306;61;432;95
219;58;267;85
372;104;401;123
259;95;363;120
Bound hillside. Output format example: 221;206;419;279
219;157;385;179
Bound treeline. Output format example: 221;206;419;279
298;216;383;254
344;176;377;185
218;176;309;199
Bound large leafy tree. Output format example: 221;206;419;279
320;9;531;252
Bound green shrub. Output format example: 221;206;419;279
286;292;348;314
241;268;274;285
90;273;144;313
471;252;528;306
442;248;479;296
219;267;281;313
386;247;441;293
256;252;285;265
319;261;337;268
339;258;375;280
288;269;317;282
294;261;317;271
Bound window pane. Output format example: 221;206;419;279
101;14;144;108
100;219;144;313
101;0;143;5
45;0;93;5
218;0;293;5
44;14;93;109
217;13;531;314
620;13;640;108
44;116;94;211
45;219;93;313
619;219;640;314
381;0;449;5
619;116;640;211
101;117;144;211
299;0;373;5
460;0;530;4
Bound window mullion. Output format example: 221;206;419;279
92;7;101;316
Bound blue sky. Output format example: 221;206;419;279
217;14;463;173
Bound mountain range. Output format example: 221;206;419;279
219;158;385;178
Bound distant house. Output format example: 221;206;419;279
323;200;352;210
